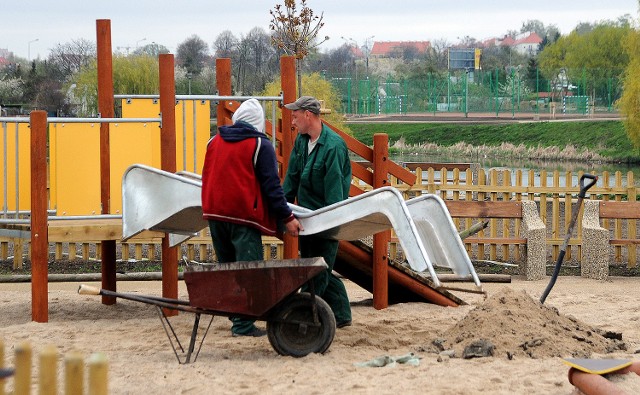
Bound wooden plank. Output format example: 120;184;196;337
599;201;640;219
610;239;640;245
46;219;164;242
403;162;471;171
351;161;373;185
437;273;511;283
463;237;527;245
445;201;523;218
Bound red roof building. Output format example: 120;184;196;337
370;41;430;58
513;32;543;55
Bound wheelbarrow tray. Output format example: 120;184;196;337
184;257;327;318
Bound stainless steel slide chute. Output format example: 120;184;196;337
121;164;481;289
121;164;207;243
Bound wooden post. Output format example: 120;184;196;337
88;353;108;395
30;110;48;322
96;19;117;305
65;352;84;395
280;56;298;260
372;133;390;309
14;342;31;395
0;339;4;395
39;345;58;395
215;58;233;126
159;54;178;313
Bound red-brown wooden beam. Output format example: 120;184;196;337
373;133;390;309
215;58;233;126
30;110;48;322
337;241;458;307
96;19;117;304
280;56;298;260
159;54;178;315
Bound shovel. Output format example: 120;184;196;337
540;173;597;304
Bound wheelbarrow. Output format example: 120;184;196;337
78;257;336;363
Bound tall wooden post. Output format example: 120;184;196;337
280;56;298;259
159;54;178;313
30;110;48;322
215;58;233;125
373;133;390;309
96;19;117;304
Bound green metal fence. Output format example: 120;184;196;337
328;68;623;116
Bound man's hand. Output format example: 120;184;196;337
285;218;303;237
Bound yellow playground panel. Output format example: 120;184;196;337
50;98;210;216
121;98;210;174
0;122;31;212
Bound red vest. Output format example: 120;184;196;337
201;136;277;235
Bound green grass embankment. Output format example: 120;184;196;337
348;120;640;163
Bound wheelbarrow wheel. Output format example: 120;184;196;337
266;292;336;357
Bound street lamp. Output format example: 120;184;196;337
136;38;147;49
28;38;39;61
363;35;375;79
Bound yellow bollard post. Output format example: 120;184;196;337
39;345;58;395
88;353;108;395
64;352;83;395
14;342;32;395
0;339;5;395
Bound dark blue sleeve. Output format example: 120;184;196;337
254;137;294;221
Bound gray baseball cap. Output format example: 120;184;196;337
284;96;321;114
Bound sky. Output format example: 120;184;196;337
2;0;638;60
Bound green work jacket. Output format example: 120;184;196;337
283;123;351;210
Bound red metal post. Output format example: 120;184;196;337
96;19;117;304
159;54;178;313
280;56;298;259
373;133;390;309
30;110;48;322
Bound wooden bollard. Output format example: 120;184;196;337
39;345;58;395
14;342;31;395
64;352;84;395
88;353;108;395
0;339;5;395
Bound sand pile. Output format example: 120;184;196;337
433;287;627;359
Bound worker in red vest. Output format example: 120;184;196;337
202;98;302;337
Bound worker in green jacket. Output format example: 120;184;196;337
283;96;352;328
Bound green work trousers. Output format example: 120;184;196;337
208;220;262;335
299;235;352;324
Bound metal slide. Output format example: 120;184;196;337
121;164;481;289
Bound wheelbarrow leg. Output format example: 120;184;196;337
307;281;320;327
155;306;214;364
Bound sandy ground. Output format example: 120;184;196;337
1;275;640;394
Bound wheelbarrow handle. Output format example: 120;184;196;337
578;174;598;198
78;284;101;295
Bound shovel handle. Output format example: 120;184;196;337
578;174;598;198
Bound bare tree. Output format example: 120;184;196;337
269;0;328;96
520;20;546;37
308;44;354;76
46;38;96;81
427;39;451;70
213;30;239;58
132;42;170;57
176;35;210;76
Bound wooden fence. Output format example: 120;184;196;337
389;166;638;267
0;340;108;395
1;166;638;268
